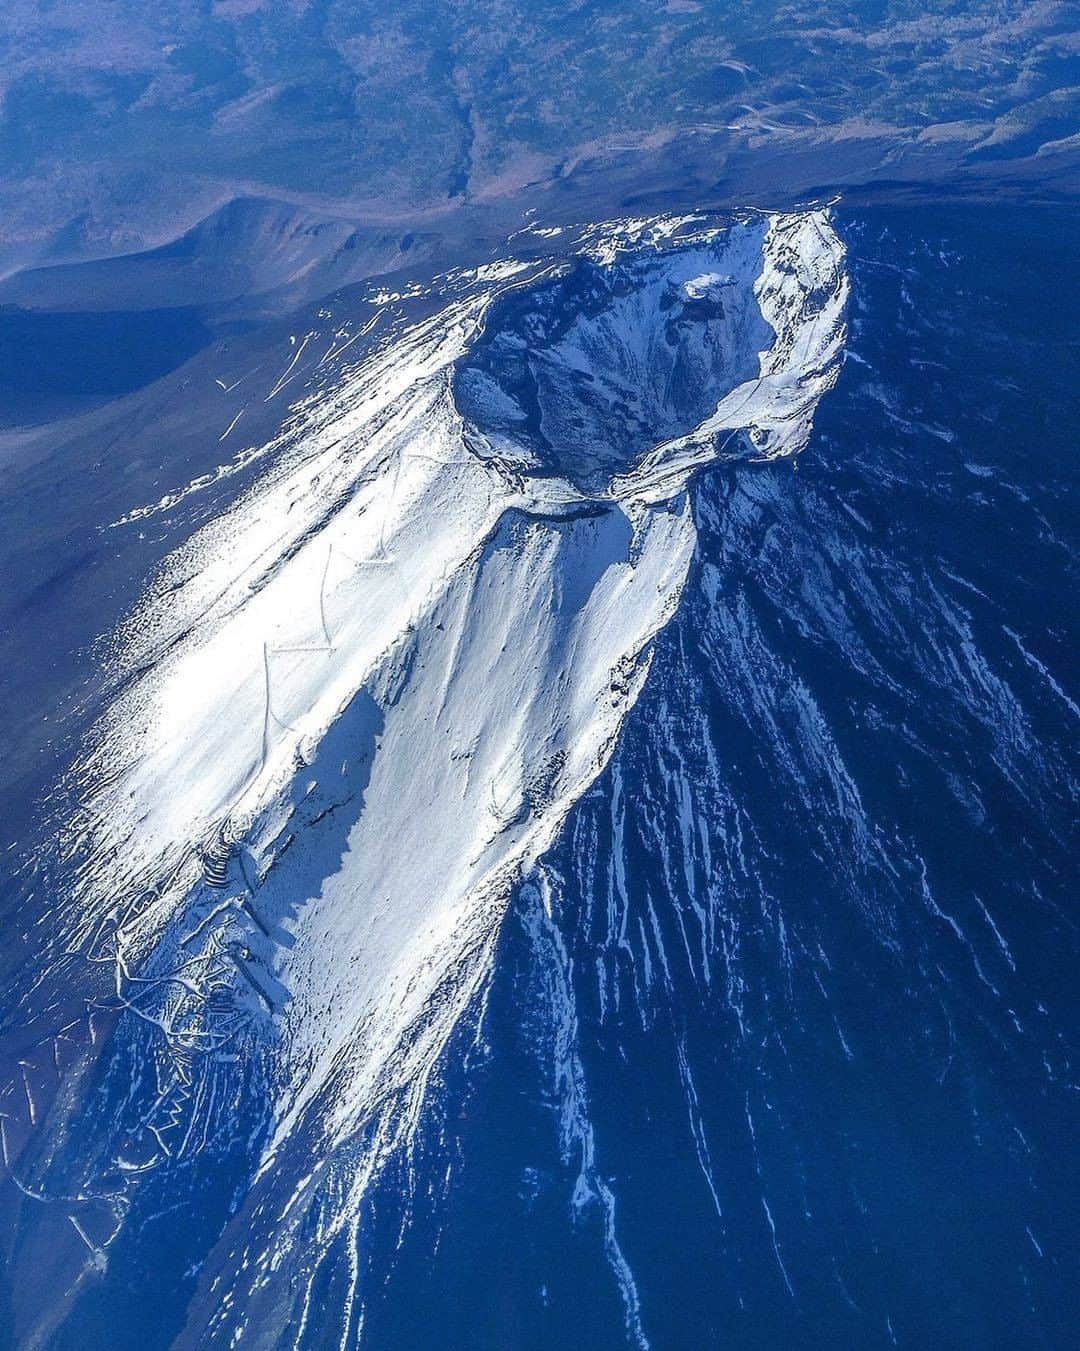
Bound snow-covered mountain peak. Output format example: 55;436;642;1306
8;207;846;1345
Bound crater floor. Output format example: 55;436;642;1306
454;224;773;491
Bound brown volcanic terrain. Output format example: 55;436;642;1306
0;0;1076;286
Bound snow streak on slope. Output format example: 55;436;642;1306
8;209;845;1344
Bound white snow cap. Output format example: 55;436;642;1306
58;207;847;1299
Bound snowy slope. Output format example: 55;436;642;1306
3;208;846;1345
